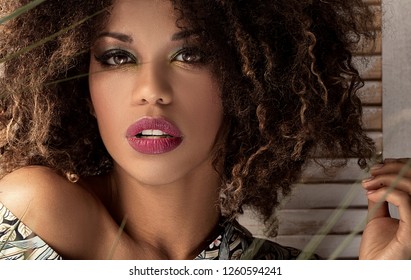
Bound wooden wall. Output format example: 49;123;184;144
239;0;382;259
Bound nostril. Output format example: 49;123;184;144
135;91;171;105
138;97;166;105
139;98;149;105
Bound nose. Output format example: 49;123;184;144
132;62;172;106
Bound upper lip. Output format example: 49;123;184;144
126;117;182;138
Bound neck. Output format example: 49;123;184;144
109;164;222;259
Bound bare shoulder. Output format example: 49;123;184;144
0;166;93;221
0;166;110;258
0;166;82;209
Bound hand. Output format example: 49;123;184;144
359;158;411;259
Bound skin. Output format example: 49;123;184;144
360;159;411;259
88;0;224;259
1;0;411;260
0;166;123;259
0;0;223;260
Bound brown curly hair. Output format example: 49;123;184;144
0;0;376;236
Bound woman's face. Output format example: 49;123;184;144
89;0;224;186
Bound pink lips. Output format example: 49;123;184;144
126;117;183;154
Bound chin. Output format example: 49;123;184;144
130;168;187;187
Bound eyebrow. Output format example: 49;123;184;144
95;32;133;43
171;30;195;41
95;30;195;43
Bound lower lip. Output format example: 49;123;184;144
127;137;183;154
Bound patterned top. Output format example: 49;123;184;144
0;202;61;260
0;202;315;260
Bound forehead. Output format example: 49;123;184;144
95;0;199;51
105;0;177;32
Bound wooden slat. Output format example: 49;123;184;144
273;235;362;259
363;0;380;5
283;183;368;209
312;131;382;158
278;209;367;235
354;55;382;80
362;106;382;130
239;209;367;235
369;5;382;30
299;158;372;183
357;81;382;105
354;31;382;55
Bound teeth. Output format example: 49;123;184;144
141;129;167;136
137;129;171;138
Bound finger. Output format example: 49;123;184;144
367;198;389;221
362;174;411;194
370;161;411;178
367;187;411;225
384;158;411;164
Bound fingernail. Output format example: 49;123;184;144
371;164;384;170
362;176;375;183
367;190;377;195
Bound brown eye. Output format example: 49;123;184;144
111;54;132;65
95;49;136;66
172;48;203;63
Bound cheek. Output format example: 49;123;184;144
177;78;223;141
89;64;108;112
88;69;128;116
88;72;124;139
178;76;222;120
175;72;222;113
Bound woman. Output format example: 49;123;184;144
0;0;410;259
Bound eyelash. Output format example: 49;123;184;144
171;47;205;64
94;47;205;68
94;49;136;67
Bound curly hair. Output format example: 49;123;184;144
0;0;376;236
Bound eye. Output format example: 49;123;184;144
94;49;136;66
171;48;204;64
